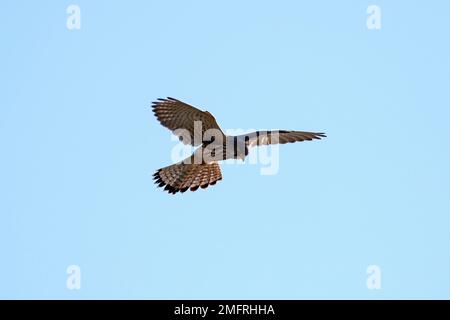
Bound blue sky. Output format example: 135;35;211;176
1;1;449;299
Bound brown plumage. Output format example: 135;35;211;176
152;97;225;146
152;97;326;194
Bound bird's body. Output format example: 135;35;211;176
152;97;326;194
196;135;248;163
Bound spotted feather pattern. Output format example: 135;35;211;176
152;97;225;146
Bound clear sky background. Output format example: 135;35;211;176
1;1;449;299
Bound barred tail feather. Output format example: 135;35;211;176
153;162;222;194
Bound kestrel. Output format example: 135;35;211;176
152;97;326;194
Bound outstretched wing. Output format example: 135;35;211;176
152;97;225;146
238;130;326;148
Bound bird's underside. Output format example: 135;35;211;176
152;97;326;194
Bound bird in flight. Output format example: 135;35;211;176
152;97;326;194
